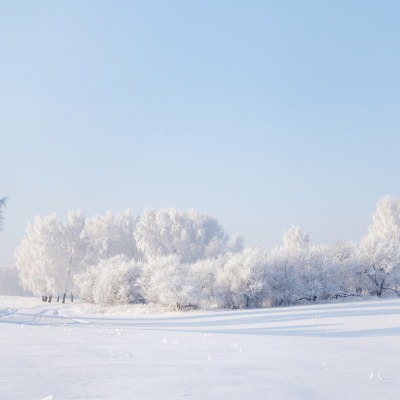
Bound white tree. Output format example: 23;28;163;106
74;255;143;306
357;196;400;297
266;227;341;305
295;244;336;303
135;208;239;262
0;197;6;232
214;249;268;309
84;210;140;265
357;235;400;297
282;225;310;251
16;214;59;298
265;226;310;306
367;196;400;239
266;246;300;306
15;211;88;302
73;265;97;304
191;257;221;308
328;241;362;297
139;255;201;309
60;211;88;302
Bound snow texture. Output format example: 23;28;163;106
1;296;400;399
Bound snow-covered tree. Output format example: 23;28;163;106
191;257;221;308
135;208;240;262
15;214;58;298
329;241;355;264
295;244;336;302
357;197;400;297
74;255;143;306
214;249;268;309
265;226;310;306
85;210;140;265
266;227;342;305
0;197;6;232
73;265;97;304
15;211;88;302
266;246;302;306
328;241;363;297
139;255;201;309
282;225;310;251
357;235;400;297
367;196;400;239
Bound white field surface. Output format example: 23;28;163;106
1;297;400;400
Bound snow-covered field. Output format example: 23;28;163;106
1;297;400;400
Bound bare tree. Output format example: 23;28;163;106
0;197;7;232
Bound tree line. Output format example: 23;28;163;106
13;197;400;309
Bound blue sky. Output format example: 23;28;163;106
1;1;400;263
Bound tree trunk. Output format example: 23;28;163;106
48;295;52;303
70;293;74;302
57;295;60;302
43;295;48;302
62;293;66;304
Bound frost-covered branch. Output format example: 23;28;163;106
0;197;7;232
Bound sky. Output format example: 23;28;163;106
1;1;400;264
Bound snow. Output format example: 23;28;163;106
1;297;400;399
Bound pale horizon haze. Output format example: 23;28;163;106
1;1;400;264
